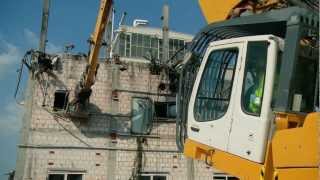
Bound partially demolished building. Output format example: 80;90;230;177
14;24;222;180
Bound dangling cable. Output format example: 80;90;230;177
14;50;34;104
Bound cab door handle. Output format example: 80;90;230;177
191;126;200;132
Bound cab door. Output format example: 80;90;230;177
188;42;243;151
228;37;278;163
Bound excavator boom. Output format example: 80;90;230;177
67;0;113;118
85;0;113;89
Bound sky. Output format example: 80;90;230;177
0;0;205;179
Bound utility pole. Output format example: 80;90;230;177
39;0;50;52
15;1;50;179
162;4;169;64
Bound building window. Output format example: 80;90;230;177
48;173;83;180
119;33;131;57
130;33;161;59
213;173;239;180
169;39;185;61
126;34;131;56
53;90;69;111
194;48;239;122
138;173;167;180
48;174;64;180
154;101;176;119
160;39;185;61
119;33;126;57
118;32;187;61
241;41;268;116
151;37;159;58
159;39;163;60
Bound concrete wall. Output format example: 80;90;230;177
15;54;215;180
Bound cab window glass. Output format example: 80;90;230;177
271;51;282;108
290;55;317;112
194;48;239;122
241;41;268;116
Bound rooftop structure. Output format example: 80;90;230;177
115;25;193;63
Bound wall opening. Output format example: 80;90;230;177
154;101;176;119
67;174;83;180
48;173;83;180
48;174;64;180
53;90;69;111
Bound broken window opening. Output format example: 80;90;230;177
154;101;176;119
53;90;69;111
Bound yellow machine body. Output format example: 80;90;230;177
198;0;290;24
184;112;320;179
198;0;241;23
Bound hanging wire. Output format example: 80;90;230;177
14;59;25;103
42;106;92;147
14;50;34;104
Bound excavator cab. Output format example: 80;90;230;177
188;35;282;163
177;6;319;179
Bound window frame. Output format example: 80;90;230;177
128;33;186;61
213;172;239;179
289;53;318;113
240;41;269;117
131;97;154;134
138;172;168;180
48;170;86;180
193;47;240;122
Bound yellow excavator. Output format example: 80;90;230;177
177;0;319;179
